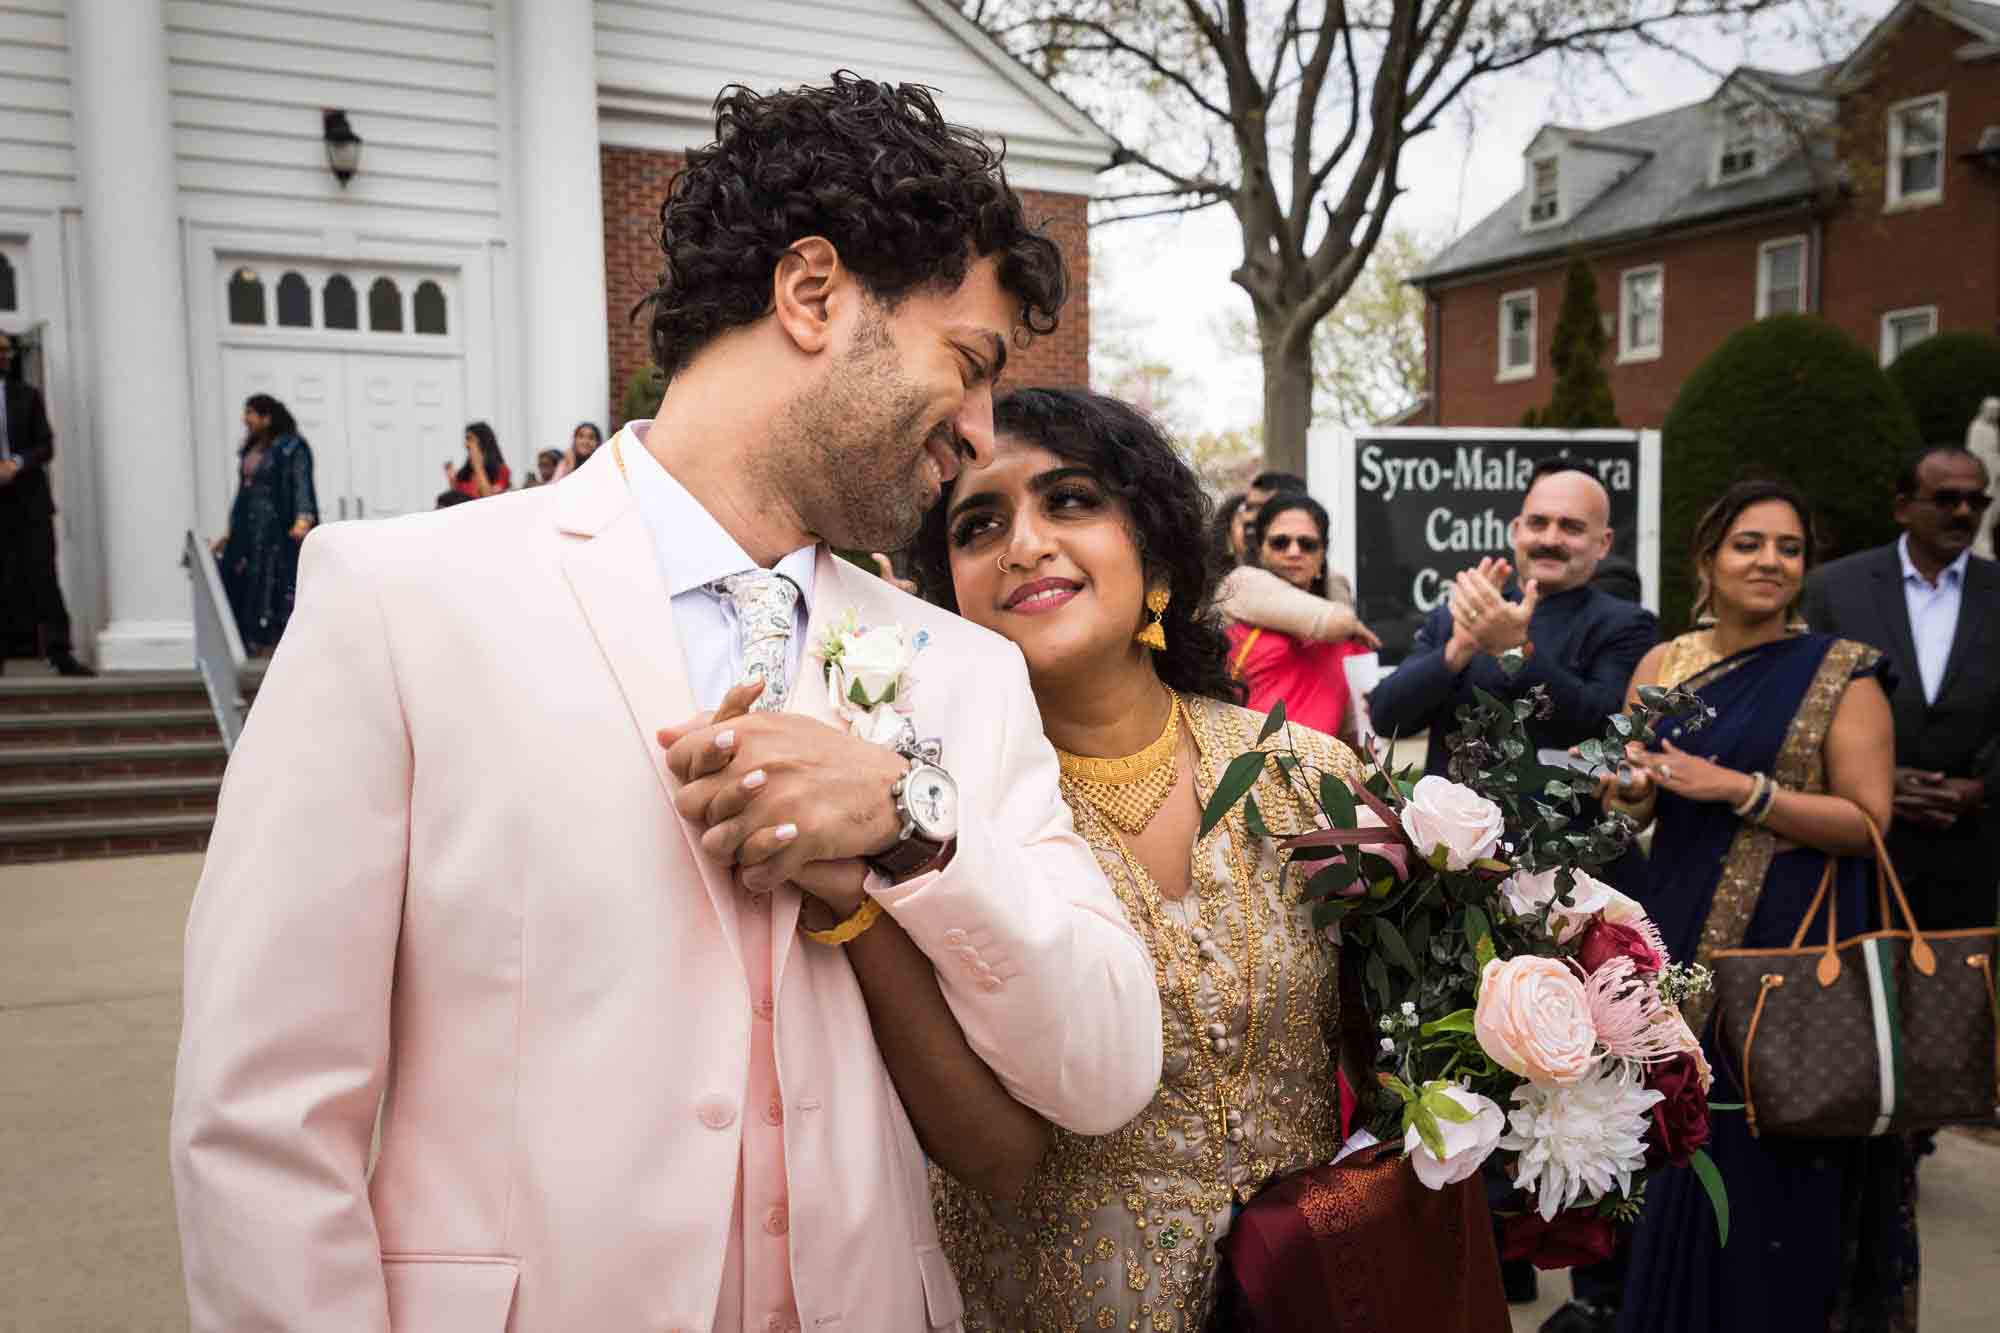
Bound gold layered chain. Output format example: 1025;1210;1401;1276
1061;703;1268;1143
1055;691;1184;835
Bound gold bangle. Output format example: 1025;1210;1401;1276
801;896;883;947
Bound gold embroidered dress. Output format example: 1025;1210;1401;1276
931;695;1363;1333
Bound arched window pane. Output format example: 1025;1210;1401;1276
413;280;447;335
368;277;402;332
0;253;16;312
323;274;358;329
276;271;312;327
227;267;266;325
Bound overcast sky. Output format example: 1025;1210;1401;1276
1091;0;1895;430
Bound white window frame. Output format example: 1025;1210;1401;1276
1618;264;1664;363
1716;102;1762;182
1525;157;1561;229
1756;235;1808;318
1885;93;1946;210
1879;305;1938;366
1497;289;1537;381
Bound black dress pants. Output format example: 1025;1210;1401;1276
0;512;74;657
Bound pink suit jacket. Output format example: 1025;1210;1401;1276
170;442;1164;1331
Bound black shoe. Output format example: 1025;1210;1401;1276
1502;1258;1539;1304
1540;1299;1618;1333
49;651;95;677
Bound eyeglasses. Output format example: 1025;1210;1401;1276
1914;490;1993;514
1264;535;1323;554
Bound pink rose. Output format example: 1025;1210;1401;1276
1575;918;1665;977
1352;805;1413;882
1474;956;1600;1086
1399;776;1504;871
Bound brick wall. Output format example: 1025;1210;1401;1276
600;147;1092;429
1424;9;2000;431
1427;214;1821;427
1819;9;2000;361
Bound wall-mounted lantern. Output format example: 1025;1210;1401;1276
323;109;363;187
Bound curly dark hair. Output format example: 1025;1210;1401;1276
641;73;1068;381
1251;492;1333;598
1210;492;1246;570
907;387;1243;706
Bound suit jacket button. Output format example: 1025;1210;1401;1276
698;1097;737;1130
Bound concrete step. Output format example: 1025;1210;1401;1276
0;666;262;716
0;811;212;865
0;740;228;785
0;708;221;747
0;775;221;821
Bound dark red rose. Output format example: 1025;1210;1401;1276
1500;1208;1618;1270
1575;917;1665;977
1643;1051;1712;1167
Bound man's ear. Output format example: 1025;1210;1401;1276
772;237;844;355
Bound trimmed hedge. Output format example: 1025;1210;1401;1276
1886;331;2000;446
1660;315;1916;632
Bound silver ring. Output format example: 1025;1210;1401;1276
1658;763;1674;782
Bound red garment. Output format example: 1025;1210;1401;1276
1227;622;1368;738
452;463;511;497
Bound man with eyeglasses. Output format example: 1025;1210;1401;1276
1805;443;2000;934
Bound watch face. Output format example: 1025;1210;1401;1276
907;766;959;840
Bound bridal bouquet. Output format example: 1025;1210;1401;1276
1204;656;1729;1266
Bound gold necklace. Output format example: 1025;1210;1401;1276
1055;690;1183;835
1063;705;1267;1143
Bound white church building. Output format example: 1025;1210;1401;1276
0;0;1111;670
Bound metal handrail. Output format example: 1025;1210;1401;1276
181;529;249;752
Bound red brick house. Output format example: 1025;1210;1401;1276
1414;0;2000;428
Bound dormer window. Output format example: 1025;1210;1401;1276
1718;105;1761;179
1528;157;1560;225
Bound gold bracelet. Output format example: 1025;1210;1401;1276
801;896;883;947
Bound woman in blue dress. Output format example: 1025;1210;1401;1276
215;393;318;654
1598;479;1913;1332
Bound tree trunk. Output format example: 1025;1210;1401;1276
1260;329;1314;476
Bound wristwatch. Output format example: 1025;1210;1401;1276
868;739;959;880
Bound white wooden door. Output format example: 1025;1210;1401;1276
341;354;465;520
218;346;345;526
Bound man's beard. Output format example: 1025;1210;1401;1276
779;320;943;551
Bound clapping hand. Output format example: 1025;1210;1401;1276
1623;739;1755;808
1442;558;1514;670
1453;558;1538;656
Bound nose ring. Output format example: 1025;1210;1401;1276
997;553;1013;574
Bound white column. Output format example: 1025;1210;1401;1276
509;0;610;456
68;0;197;669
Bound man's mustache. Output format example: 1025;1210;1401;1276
1527;547;1568;562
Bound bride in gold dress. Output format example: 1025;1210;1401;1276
901;387;1371;1331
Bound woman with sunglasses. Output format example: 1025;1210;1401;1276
1226;492;1377;741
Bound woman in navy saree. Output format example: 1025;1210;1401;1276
1596;482;1912;1333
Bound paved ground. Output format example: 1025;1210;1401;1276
4;852;1997;1331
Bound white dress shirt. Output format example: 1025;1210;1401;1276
1898;533;1968;706
619;421;818;711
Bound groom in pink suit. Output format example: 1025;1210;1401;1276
170;76;1162;1333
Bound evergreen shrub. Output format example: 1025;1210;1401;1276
1885;331;2000;446
1660;315;1916;631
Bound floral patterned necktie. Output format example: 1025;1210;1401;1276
708;570;801;713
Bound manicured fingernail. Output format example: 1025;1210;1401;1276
742;769;767;791
774;823;798;843
716;729;736;751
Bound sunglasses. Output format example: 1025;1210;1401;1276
1264;534;1323;554
1914;490;1993;514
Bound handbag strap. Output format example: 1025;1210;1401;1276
1786;860;1843;986
1231;628;1263;678
1739;971;1787;1138
1862;816;1937;976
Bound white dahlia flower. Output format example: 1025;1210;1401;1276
1499;1063;1664;1220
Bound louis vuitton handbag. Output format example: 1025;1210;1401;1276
1711;819;2000;1139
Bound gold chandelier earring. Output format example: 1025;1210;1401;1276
1135;586;1170;650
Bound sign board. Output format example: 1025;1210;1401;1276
1309;428;1661;663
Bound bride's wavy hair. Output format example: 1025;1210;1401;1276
906;387;1244;705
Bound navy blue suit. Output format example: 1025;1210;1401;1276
1368;583;1659;777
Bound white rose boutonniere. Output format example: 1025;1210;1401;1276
812;610;928;748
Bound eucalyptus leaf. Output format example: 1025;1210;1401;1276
1201;751;1267;839
1690;1148;1731;1247
1374;916;1421;976
1306;860;1359;899
1243;794;1271;839
1366;952;1391;1009
1463;905;1492;950
1258;699;1288;744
